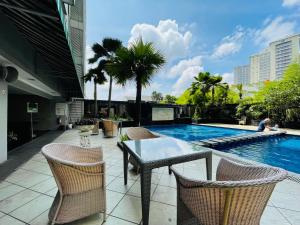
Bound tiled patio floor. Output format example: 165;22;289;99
0;129;300;225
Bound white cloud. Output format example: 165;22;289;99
128;19;192;61
171;66;203;96
282;0;300;7
254;16;297;46
211;27;245;59
221;72;234;84
169;56;202;78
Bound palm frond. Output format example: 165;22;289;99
102;38;122;53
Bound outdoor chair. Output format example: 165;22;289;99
91;120;100;135
126;127;159;172
42;143;106;225
171;158;287;225
102;119;119;137
238;116;247;125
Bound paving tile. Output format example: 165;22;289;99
29;210;49;225
45;187;58;197
106;165;123;177
107;177;134;194
20;160;51;175
10;194;53;223
261;206;291;225
106;175;117;186
274;180;300;196
127;180;157;198
270;191;300;212
6;169;50;188
152;185;177;206
103;215;136;225
0;189;40;213
149;201;176;225
29;177;57;193
111;195;142;224
106;190;124;214
158;174;177;188
0;181;12;189
64;213;105;225
0;211;4;218
0;184;25;201
0;215;25;225
278;208;300;225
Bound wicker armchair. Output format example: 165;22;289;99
42;143;106;225
126;127;159;172
171;158;287;225
102;119;119;137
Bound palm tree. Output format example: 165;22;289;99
208;75;223;105
107;39;165;126
83;63;107;117
88;38;122;117
190;72;212;97
236;84;243;100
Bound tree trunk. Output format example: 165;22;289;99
94;80;98;117
212;86;215;105
135;78;142;126
107;75;113;118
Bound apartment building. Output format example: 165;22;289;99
234;65;250;85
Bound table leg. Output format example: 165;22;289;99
123;146;128;185
168;165;172;175
206;153;212;180
140;168;152;225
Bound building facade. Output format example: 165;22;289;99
234;34;300;85
234;65;250;85
0;0;85;163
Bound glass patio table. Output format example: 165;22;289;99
122;137;213;225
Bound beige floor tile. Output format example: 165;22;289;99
274;180;300;196
106;165;123;177
107;177;134;194
278;208;300;225
111;195;142;224
106;190;124;214
270;191;300;212
0;181;12;189
0;184;25;201
29;210;49;225
45;187;58;197
127;181;157;198
261;206;290;225
0;211;4;218
103;215;136;225
29;178;57;193
152;185;177;206
0;189;40;213
6;169;50;188
65;213;105;225
149;201;176;225
0;215;25;225
158;174;177;188
106;175;117;185
10;194;53;223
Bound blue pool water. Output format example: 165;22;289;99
148;124;253;141
148;124;300;174
216;136;300;174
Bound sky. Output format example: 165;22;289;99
84;0;300;100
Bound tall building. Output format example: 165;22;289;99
234;34;300;85
234;65;250;85
269;34;300;80
0;0;85;163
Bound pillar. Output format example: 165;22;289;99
0;80;7;163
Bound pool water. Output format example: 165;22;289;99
148;124;300;174
148;124;253;141
216;136;300;174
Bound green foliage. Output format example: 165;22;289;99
151;91;163;102
119;133;129;142
163;95;177;104
246;104;268;120
176;89;192;105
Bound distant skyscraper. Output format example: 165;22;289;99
234;33;300;85
234;65;250;85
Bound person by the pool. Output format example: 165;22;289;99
257;118;279;132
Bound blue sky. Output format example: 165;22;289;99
85;0;300;100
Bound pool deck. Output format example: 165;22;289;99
200;123;300;136
0;128;299;224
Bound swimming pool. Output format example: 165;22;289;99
215;135;300;174
148;124;300;174
148;124;253;141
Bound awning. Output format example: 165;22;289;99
0;0;83;98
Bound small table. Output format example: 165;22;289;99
122;137;213;225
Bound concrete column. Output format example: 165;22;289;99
0;80;7;163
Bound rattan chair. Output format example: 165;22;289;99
42;143;106;225
126;127;159;172
102;119;119;137
171;158;287;225
91;120;100;135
